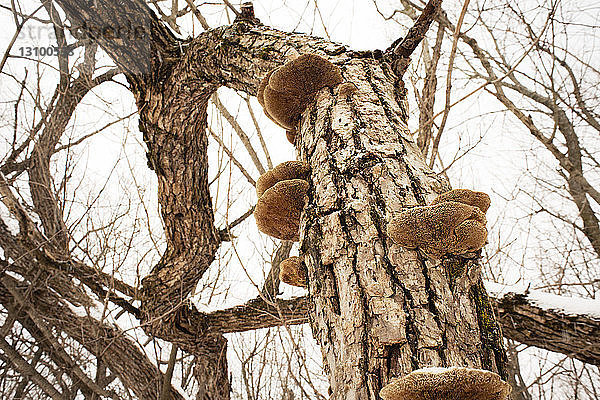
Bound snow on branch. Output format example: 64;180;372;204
488;282;600;366
487;282;600;321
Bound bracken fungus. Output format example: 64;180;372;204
256;161;310;198
431;188;491;213
279;256;307;287
257;54;343;137
254;179;309;241
257;69;287;130
387;201;487;258
379;367;511;400
267;54;343;96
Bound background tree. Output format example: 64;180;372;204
0;0;598;399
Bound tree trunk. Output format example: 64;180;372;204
44;1;510;397
296;55;507;399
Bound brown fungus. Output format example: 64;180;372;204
257;54;343;134
257;69;289;131
379;367;511;400
268;54;343;95
256;161;310;198
286;130;296;145
263;86;311;130
256;69;272;109
254;179;309;241
431;188;491;213
387;201;487;258
279;256;307;287
337;81;358;97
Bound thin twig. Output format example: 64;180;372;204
212;94;266;175
208;127;256;186
244;95;273;169
184;0;210;29
222;0;242;17
428;0;470;168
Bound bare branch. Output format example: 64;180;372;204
159;345;178;400
2;276;117;399
260;241;293;299
0;336;63;400
211;94;266;175
209;128;257;187
388;0;443;75
428;0;470;168
0;273;186;400
184;0;210;29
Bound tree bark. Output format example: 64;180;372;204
496;290;600;366
296;55;507;398
53;1;230;396
199;287;600;367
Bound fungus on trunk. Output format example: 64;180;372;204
254;161;311;241
257;54;343;141
286;130;296;145
431;188;491;213
256;161;310;198
380;367;511;400
279;256;307;287
254;179;309;241
387;201;488;258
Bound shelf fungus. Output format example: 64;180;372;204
430;188;491;213
387;200;488;258
254;162;311;241
379;367;511;400
279;256;307;287
257;54;343;144
256;161;311;198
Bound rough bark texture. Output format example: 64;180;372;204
53;1;230;396
204;297;311;333
199;288;600;367
295;55;507;398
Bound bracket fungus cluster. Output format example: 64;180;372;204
380;367;511;400
252;57;509;396
254;162;310;287
387;189;491;258
257;53;343;144
253;161;310;241
279;256;307;287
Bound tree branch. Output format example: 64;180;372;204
197;288;600;366
2;276;116;399
54;0;179;90
0;336;64;400
388;0;443;75
493;287;600;367
0;273;186;400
